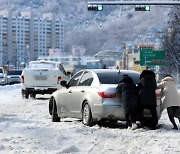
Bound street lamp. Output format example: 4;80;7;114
26;44;29;64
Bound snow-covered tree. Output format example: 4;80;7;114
162;6;180;74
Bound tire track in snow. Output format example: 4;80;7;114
87;127;124;153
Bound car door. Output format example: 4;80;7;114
61;71;84;117
70;71;94;118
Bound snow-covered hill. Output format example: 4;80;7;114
0;84;180;153
0;0;172;54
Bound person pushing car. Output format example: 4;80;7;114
116;74;138;130
137;70;158;130
157;75;180;130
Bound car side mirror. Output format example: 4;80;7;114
60;80;67;87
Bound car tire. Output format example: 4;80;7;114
52;98;60;122
49;97;53;115
30;94;36;99
21;90;24;98
82;102;93;126
22;90;29;99
25;92;29;99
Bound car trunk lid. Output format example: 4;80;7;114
23;68;60;87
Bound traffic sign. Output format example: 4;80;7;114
140;48;165;66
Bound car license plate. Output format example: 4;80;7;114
34;75;47;80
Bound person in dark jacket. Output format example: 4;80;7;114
117;74;138;130
138;70;158;129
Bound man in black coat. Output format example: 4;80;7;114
138;70;158;129
117;74;138;130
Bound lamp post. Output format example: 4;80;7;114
26;44;29;64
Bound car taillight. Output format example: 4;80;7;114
98;92;117;98
57;76;61;84
21;76;24;83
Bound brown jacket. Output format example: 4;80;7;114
157;76;180;109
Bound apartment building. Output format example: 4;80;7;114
0;10;64;67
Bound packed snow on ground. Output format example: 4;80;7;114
0;84;180;154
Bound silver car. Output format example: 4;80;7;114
49;69;162;126
7;70;22;84
0;67;7;85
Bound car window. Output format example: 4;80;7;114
28;62;56;69
97;72;140;84
7;70;22;75
68;71;83;87
78;71;93;86
0;68;3;73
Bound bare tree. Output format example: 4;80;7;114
162;6;180;74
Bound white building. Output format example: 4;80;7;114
0;10;64;67
0;10;9;66
39;54;95;66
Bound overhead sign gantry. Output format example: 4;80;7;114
87;1;180;11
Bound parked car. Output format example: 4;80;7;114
49;69;163;126
0;67;7;85
21;60;69;99
7;70;22;84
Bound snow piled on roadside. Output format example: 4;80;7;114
0;84;21;91
0;84;180;154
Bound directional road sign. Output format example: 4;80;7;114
140;47;165;66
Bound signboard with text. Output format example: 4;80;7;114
140;47;165;66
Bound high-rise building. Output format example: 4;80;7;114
0;10;64;67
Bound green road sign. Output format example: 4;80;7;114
140;48;165;66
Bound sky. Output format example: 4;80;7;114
0;84;180;154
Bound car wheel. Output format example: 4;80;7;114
52;98;60;122
49;97;53;115
21;90;25;98
22;90;29;99
25;93;29;99
82;102;93;126
30;94;36;99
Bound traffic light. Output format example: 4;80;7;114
88;4;103;11
135;5;150;11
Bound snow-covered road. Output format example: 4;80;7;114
0;84;180;154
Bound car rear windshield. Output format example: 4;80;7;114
28;62;56;69
7;70;22;75
97;72;140;84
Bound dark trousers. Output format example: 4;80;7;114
125;113;136;127
167;106;180;129
139;106;158;128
